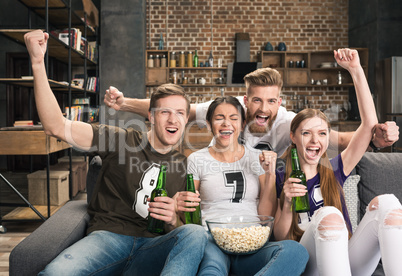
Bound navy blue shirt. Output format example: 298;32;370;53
276;154;352;232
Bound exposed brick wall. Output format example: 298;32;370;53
146;0;350;112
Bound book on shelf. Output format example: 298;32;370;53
58;28;82;52
73;97;90;105
65;106;82;121
87;41;98;62
13;120;34;127
86;77;98;92
65;103;99;123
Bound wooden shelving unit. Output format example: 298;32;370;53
260;48;369;87
145;50;227;88
0;0;100;120
0;0;100;223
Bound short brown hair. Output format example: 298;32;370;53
149;84;190;115
243;67;283;95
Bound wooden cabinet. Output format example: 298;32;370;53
0;131;71;155
146;50;169;86
260;48;368;87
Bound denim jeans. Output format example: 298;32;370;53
198;233;308;276
39;224;207;276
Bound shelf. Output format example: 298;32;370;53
169;67;227;70
18;0;97;36
310;67;345;71
261;49;368;87
0;29;97;66
146;83;226;88
0;78;98;94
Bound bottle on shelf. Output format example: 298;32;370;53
179;51;186;67
217;51;222;68
193;50;199;67
187;51;193;68
155;54;160;67
184;174;202;225
170;52;177;67
290;148;310;213
158;33;164;50
337;71;342;85
148;54;154;68
161;54;167;67
208;51;214;67
147;165;168;233
172;70;178;84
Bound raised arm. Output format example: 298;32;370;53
104;86;198;121
329;123;399;152
334;49;378;175
258;151;278;217
24;30;93;150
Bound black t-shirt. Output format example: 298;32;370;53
87;124;187;237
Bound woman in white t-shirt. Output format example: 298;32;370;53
176;96;308;276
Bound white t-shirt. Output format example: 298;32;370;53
187;145;266;227
195;96;296;157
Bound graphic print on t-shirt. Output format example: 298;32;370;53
132;163;161;218
223;171;246;203
312;184;324;206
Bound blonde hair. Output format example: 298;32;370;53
280;108;352;241
243;67;283;96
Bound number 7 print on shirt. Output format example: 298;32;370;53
224;171;246;203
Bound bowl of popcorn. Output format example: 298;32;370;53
206;215;274;255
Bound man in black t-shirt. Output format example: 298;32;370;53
25;30;207;276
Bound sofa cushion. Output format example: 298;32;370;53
343;174;360;232
356;152;402;220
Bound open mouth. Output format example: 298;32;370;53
305;147;320;159
219;130;234;138
255;114;269;126
166;127;178;134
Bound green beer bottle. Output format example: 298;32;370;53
193;50;199;67
184;174;202;225
147;165;168;233
290;148;310;213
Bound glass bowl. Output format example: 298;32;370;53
206;215;274;255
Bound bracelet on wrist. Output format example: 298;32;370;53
369;140;381;152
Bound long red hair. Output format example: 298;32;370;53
279;109;352;241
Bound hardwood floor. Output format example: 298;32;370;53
0;192;87;275
0;221;42;276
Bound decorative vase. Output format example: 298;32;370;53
278;42;286;51
264;42;273;51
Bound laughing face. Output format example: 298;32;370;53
244;85;282;135
148;95;188;152
209;103;244;150
290;116;330;166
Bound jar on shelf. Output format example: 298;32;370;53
170;52;177;67
179;51;186;67
172;70;178;84
187;51;193;67
183;76;188;84
155;55;160;67
148;55;154;68
161;55;167;67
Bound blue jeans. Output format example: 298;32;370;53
198;233;308;276
39;224;207;276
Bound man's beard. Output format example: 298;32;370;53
246;109;277;135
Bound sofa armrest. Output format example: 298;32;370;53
356;152;402;220
9;200;89;276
